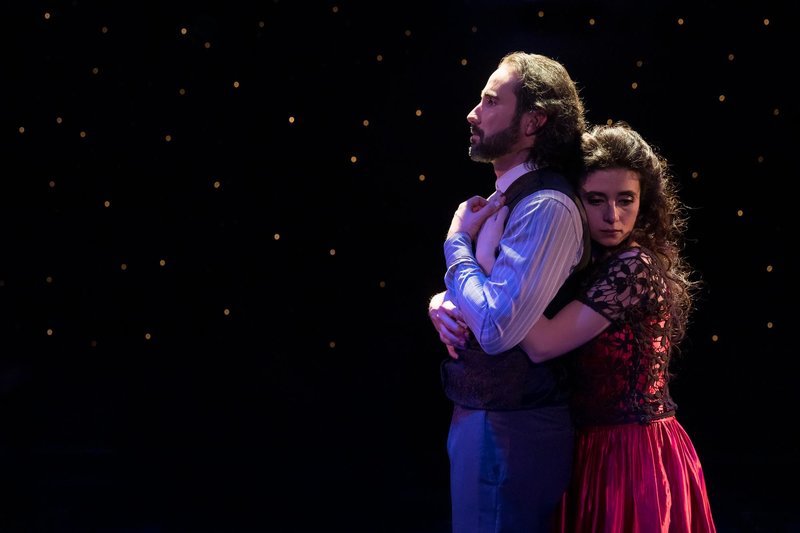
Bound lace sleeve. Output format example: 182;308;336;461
577;250;656;323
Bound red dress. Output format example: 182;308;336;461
556;247;716;532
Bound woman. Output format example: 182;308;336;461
473;122;716;532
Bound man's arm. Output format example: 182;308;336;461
444;191;583;354
428;194;504;358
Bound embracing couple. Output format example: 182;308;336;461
428;51;717;533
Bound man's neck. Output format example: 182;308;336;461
494;161;534;194
493;151;531;178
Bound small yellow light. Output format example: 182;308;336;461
767;322;773;329
92;67;99;75
589;18;596;26
233;80;240;88
178;88;186;95
766;265;773;272
460;58;468;66
159;259;166;267
204;41;211;49
677;18;685;25
376;54;383;62
213;180;221;189
273;233;281;241
329;341;336;348
101;26;108;34
419;174;426;182
329;249;336;256
223;308;231;316
44;12;51;20
164;134;172;142
362;119;369;127
718;95;726;102
46;328;54;336
104;200;111;208
711;334;719;342
56;116;63;124
120;263;128;271
18;126;24;134
736;209;744;217
180;27;188;35
631;82;638;90
691;171;699;179
288;116;295;124
415;109;423;117
350;155;358;163
80;131;87;138
537;11;544;18
145;332;152;340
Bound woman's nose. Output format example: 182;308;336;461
603;204;619;223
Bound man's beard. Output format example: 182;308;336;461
468;116;522;163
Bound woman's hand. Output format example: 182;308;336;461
428;291;469;359
447;193;505;240
475;205;509;273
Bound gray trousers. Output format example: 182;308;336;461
447;404;574;533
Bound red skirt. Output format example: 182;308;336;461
556;416;716;533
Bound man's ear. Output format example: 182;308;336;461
525;110;547;136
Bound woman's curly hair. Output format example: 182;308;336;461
581;122;699;347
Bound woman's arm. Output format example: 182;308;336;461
521;300;610;362
475;205;508;273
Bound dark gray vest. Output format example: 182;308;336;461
440;168;590;410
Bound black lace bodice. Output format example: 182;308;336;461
570;246;677;426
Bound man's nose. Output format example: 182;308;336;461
467;105;479;124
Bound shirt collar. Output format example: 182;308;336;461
495;162;536;194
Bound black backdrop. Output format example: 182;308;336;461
2;1;797;531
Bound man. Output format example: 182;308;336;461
428;51;590;532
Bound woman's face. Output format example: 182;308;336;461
579;168;641;248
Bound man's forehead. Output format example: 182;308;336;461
483;66;517;96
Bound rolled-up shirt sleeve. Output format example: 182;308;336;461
444;190;583;354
